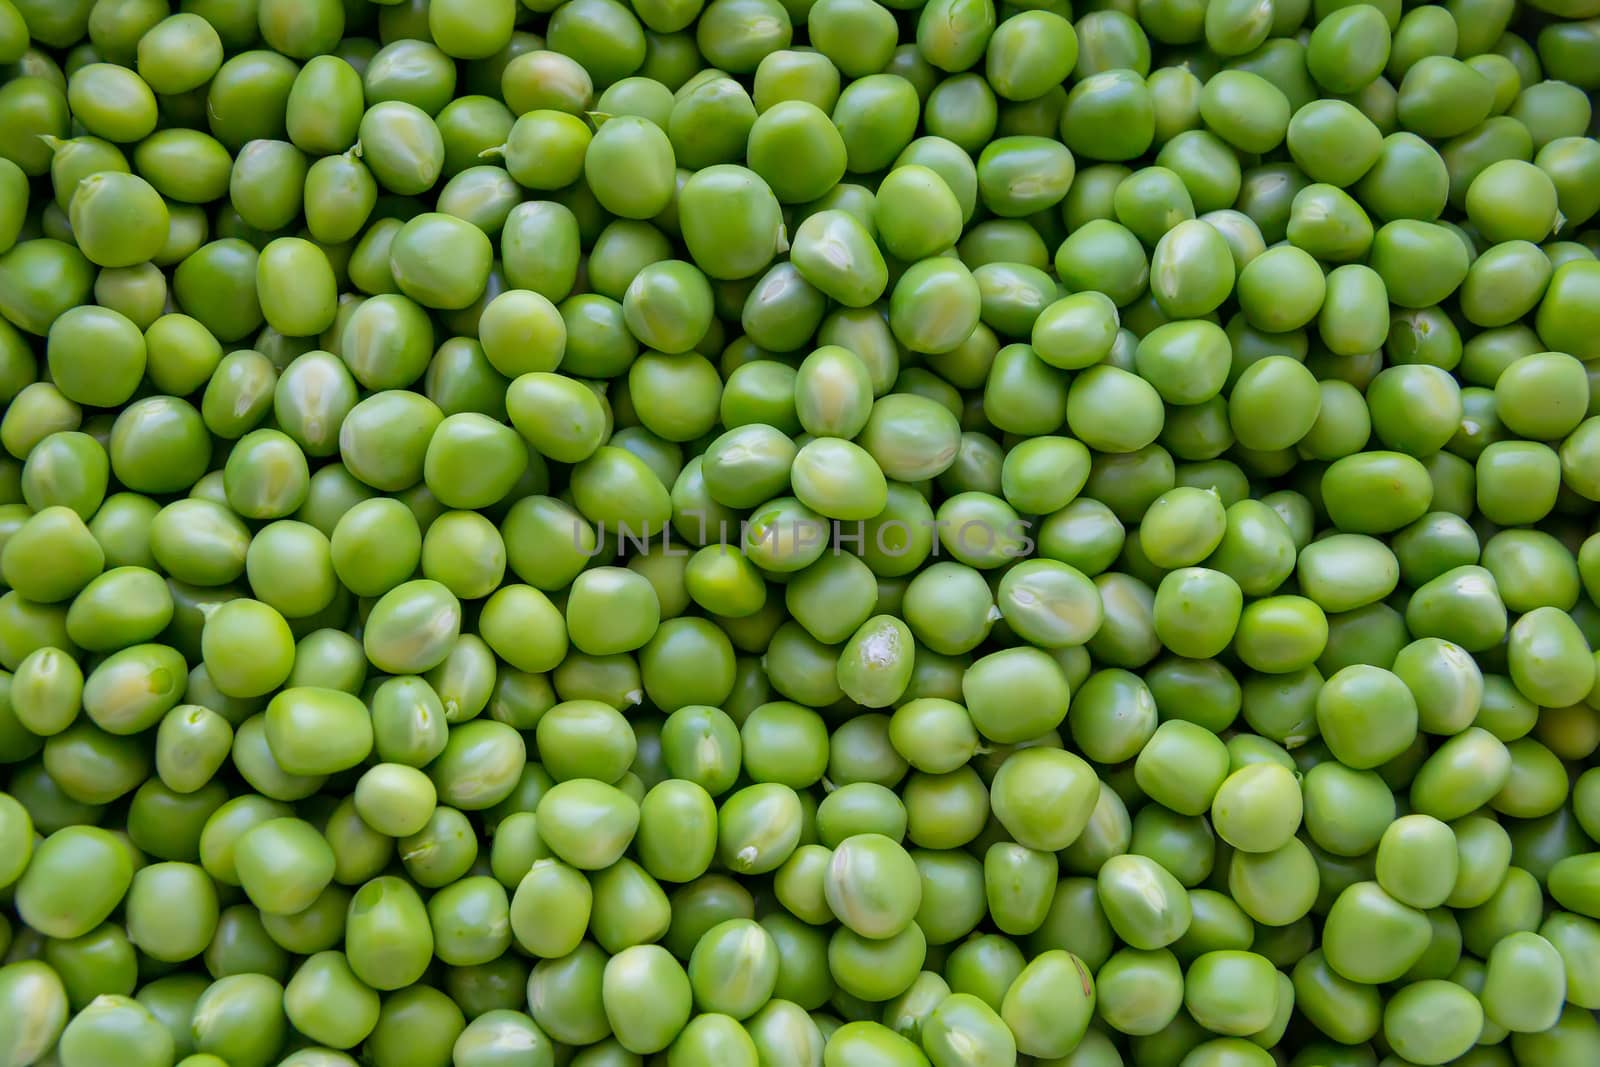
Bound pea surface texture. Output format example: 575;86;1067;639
1;0;1600;1065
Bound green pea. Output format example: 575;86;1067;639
1174;951;1276;1040
1322;881;1432;984
55;994;175;1067
1383;978;1485;1065
594;944;691;1055
12;825;132;939
1507;605;1595;708
787;210;887;310
357;102;444;196
718;782;804;876
972;948;1090;1060
1395;55;1494;141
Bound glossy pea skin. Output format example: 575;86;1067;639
3;3;1600;1064
14;826;133;939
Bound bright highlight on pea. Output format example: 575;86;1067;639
0;0;1599;1065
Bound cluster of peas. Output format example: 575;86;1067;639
2;0;1600;1064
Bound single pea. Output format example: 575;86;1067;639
1322;881;1433;984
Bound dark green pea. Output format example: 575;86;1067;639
530;699;631;785
1051;222;1146;311
586;220;675;304
736;260;825;351
198;793;289;889
81;267;159;344
1314;663;1418;768
201;51;294;153
1536;259;1600;363
1541;911;1600;1010
814;768;903;836
622;262;714;360
345;218;402;296
41;716;152;806
0;77;70;176
278;55;362;154
121;859;218;964
389;801;475;889
15;429;104;524
797;0;889;78
972;262;1055;339
432;96;514;181
659;876;753;966
502;373;606;466
422;875;513;968
1181;950;1280;1039
738;701;828;793
1376;978;1483;1066
1234;244;1326;334
364;987;467;1067
421;412;527;511
1112;167;1195;249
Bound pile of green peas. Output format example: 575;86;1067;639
1;0;1600;1063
